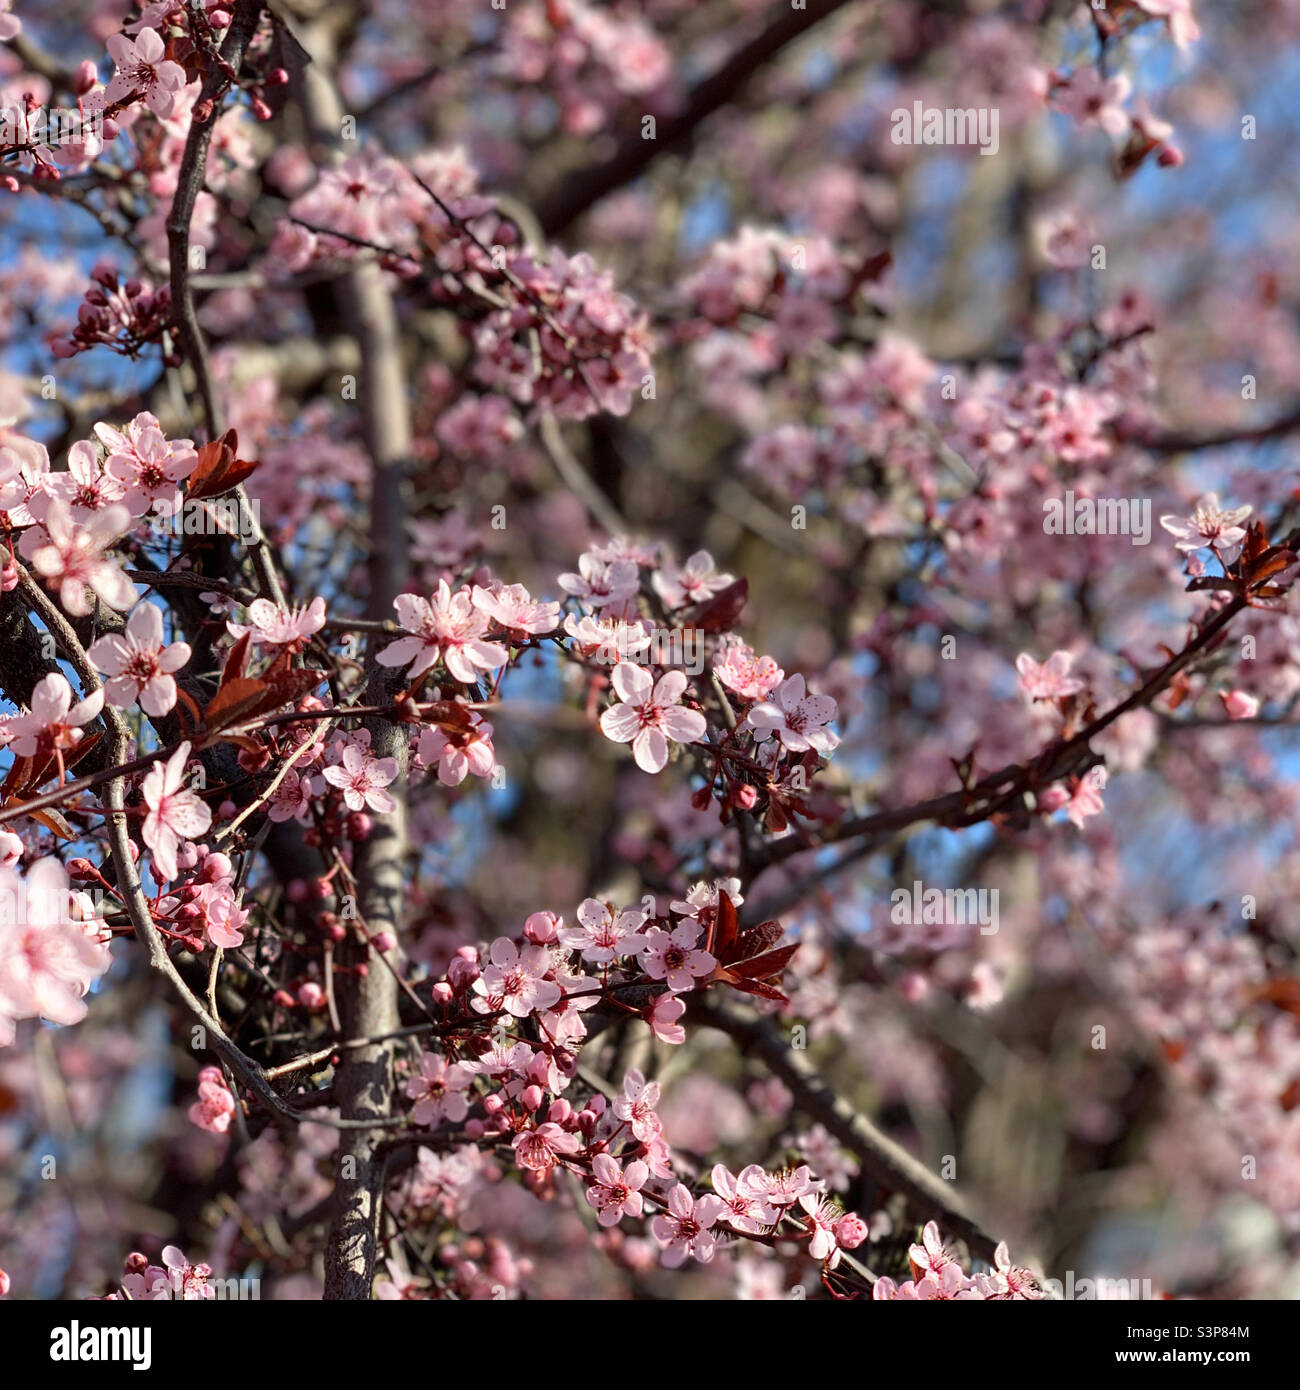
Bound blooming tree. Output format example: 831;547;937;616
0;0;1296;1309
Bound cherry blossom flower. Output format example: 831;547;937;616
585;1153;649;1227
651;1184;725;1268
267;770;317;824
227;596;327;653
737;1163;814;1210
599;663;707;773
512;1121;582;1172
88;603;191;717
23;499;135;616
612;1067;662;1142
6;673;104;760
1040;766;1108;829
38;439;126;519
798;1192;843;1267
747;674;839;754
638;921;716;993
1138;0;1200;49
714;639;784;701
416;715;496;787
377;581;509;684
188;1065;235;1134
557;553;640;611
142;741;213;883
1052;67;1131;137
405;1051;473;1127
909;1219;958;1278
647;992;686;1044
471;582;560;637
651;550;734;610
1015;649;1085;701
474;937;562;1018
104;28;188;119
322;744;399;814
711;1163;778;1234
94;413;198;515
0;858;112;1031
559;898;645;963
1159;494;1252;554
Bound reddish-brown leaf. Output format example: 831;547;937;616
222;631;251;687
720;973;789;1004
185;429;261;500
31;806;77;841
205;677;271;732
725;919;783;964
710;890;740;960
726;943;799;980
685;578;748;633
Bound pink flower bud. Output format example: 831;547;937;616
523;910;559;944
1220;689;1259;721
483;1093;505;1116
521;1085;544;1111
75;60;98;95
431;981;453;1006
547;1098;571;1126
346;812;373;841
372;930;397;953
834;1213;868;1249
297;982;325;1009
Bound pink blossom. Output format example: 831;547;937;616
141;741;213;883
0;858;112;1030
88;603;191;717
651;1184;725;1268
585;1153;649;1227
23;499;135;616
511;1121;582;1172
714;640;784;701
377;581;509;684
474;937;562;1018
1040;766;1108;829
417;714;496;787
94;413;198;515
638;921;716;993
798;1191;843;1267
267;770;317;824
599;663;707;773
6;673;104;760
188;1066;236;1134
322;744;399;814
747;674;839;754
559;898;645;963
39;439;126;519
471;582;560;637
647;992;686;1044
712;1163;778;1234
557;553;640;611
405;1051;473;1127
1052;67;1131;138
104;29;190;119
612;1067;662;1142
1015;650;1085;701
227;596;327;653
651;550;734;610
1159;494;1252;554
